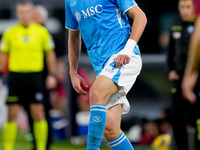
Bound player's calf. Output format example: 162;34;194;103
109;132;134;150
87;104;106;150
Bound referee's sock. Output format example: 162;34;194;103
34;120;48;150
3;122;17;150
87;104;106;150
109;132;134;150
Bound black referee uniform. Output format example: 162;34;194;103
167;15;200;150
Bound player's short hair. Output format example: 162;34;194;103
34;5;49;20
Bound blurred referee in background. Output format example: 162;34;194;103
0;0;57;150
167;0;197;149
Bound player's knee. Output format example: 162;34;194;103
89;87;105;105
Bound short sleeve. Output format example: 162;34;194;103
110;0;137;13
65;0;79;30
196;0;200;15
43;28;55;52
0;30;10;53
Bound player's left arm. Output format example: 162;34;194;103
115;5;147;67
126;5;147;43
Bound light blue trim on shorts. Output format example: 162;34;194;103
112;68;121;85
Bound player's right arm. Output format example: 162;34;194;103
68;30;88;95
65;0;87;94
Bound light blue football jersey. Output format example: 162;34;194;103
65;0;141;75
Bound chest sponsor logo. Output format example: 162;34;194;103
75;4;103;21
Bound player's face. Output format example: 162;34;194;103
17;4;33;26
178;0;194;21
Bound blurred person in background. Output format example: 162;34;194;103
50;58;67;114
167;0;196;149
32;5;48;26
29;4;56;150
139;121;160;146
182;0;200;149
0;0;57;150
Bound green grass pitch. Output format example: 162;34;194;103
0;130;151;150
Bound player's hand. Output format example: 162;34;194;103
168;70;179;81
114;54;130;68
182;72;198;103
70;71;88;95
114;39;136;68
46;74;57;89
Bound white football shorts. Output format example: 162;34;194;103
99;53;142;114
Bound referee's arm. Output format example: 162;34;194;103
167;30;176;72
45;50;57;89
0;52;8;74
45;50;56;75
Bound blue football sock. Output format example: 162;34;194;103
87;104;106;150
109;132;134;150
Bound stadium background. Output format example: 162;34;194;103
0;0;194;149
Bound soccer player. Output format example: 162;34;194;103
65;0;147;149
167;0;196;149
182;0;200;149
0;0;57;150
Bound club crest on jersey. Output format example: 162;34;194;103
75;4;103;21
71;1;76;7
23;36;29;42
75;11;81;21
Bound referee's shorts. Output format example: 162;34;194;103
6;72;44;105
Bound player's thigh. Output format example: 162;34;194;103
89;75;119;104
30;103;45;121
7;104;21;122
104;104;123;141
